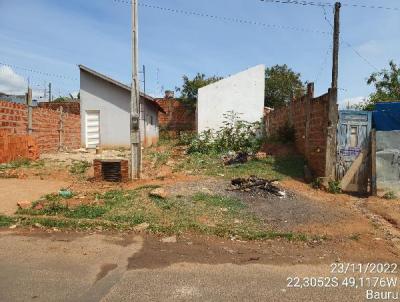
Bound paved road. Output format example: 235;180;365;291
0;230;388;301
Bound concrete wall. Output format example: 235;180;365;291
80;70;158;148
376;130;400;195
197;65;265;133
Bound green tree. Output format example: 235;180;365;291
177;73;222;102
264;64;305;108
364;60;400;110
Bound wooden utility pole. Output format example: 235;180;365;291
331;2;341;89
131;0;141;179
371;129;377;196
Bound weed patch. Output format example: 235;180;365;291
0;215;16;227
0;159;44;170
69;160;91;175
383;191;398;200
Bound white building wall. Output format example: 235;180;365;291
197;65;265;133
80;70;159;148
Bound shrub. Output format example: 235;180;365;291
187;111;263;154
328;181;342;194
311;177;322;189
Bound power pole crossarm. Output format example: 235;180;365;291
331;2;341;89
131;0;141;179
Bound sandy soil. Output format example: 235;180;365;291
0;179;68;215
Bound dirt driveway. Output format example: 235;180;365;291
0;179;67;215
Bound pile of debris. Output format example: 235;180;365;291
222;151;267;166
229;176;287;198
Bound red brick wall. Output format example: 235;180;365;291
0;100;81;160
156;98;196;135
0;129;39;163
0;101;28;135
38;101;80;115
265;90;333;177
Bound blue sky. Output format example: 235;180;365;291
0;0;399;107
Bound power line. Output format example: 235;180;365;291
341;39;379;71
0;62;78;81
112;0;329;35
260;0;400;11
318;8;379;71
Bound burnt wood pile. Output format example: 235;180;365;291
230;176;286;197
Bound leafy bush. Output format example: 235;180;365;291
187;111;263;154
311;177;322;189
177;132;197;146
328;180;342;194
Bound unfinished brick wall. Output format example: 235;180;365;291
265;87;337;178
0;101;28;135
156;98;196;136
0;129;39;163
0;100;81;160
38;101;80;115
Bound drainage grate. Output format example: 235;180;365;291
101;161;122;182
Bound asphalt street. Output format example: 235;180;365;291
0;230;392;301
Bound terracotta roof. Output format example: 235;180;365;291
79;64;165;113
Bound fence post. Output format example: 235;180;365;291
371;129;377;196
305;83;314;159
58;106;64;151
26;88;33;135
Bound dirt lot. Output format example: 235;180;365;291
0;141;399;263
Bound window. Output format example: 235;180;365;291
350;126;358;148
150;115;154;126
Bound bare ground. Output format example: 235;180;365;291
1;147;400;263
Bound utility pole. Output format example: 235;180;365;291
48;83;52;102
143;65;146;95
331;2;341;89
131;0;141;179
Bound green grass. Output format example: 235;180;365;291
14;187;307;241
174;153;304;180
0;158;45;170
0;215;16;227
146;149;172;167
69;160;91;175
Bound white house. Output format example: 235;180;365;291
79;65;165;149
197;65;265;133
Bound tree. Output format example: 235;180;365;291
177;73;222;102
264;64;305;108
365;60;400;110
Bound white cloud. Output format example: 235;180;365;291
0;66;27;95
339;96;368;110
0;66;44;101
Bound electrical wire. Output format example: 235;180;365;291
260;0;400;11
112;0;329;35
0;62;78;81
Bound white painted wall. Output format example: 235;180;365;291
80;70;159;148
197;65;265;133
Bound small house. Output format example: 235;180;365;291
79;65;165;149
